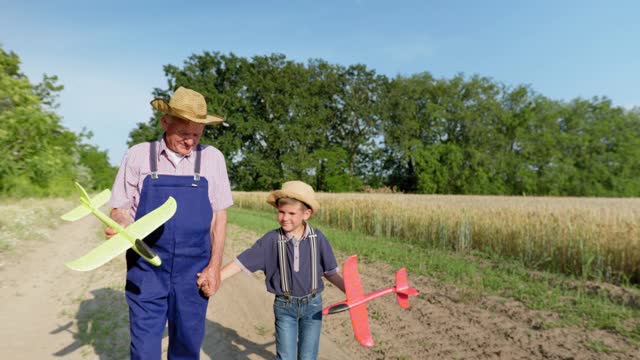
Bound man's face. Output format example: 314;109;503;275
161;115;205;155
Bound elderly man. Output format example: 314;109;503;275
106;87;233;359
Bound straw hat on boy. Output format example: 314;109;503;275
150;86;224;125
267;181;320;212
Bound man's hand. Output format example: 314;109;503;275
197;210;227;297
105;208;131;239
105;226;118;238
196;265;221;297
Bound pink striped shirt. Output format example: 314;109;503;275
108;137;233;221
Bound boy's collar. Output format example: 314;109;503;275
283;222;310;241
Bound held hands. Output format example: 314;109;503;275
197;265;221;297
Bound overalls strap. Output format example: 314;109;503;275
194;144;202;181
309;226;318;296
277;226;319;299
148;141;203;181
277;229;290;298
149;142;158;179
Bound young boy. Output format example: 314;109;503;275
210;180;345;360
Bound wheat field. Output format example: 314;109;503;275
232;192;640;283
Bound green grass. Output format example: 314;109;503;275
228;207;640;343
586;339;617;354
0;198;70;251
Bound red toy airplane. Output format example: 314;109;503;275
322;255;419;347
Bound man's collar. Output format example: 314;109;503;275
158;136;194;162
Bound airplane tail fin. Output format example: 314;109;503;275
61;183;112;221
395;268;419;308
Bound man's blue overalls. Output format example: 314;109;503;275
125;142;212;359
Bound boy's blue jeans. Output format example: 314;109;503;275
273;293;323;360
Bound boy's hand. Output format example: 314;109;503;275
197;265;221;297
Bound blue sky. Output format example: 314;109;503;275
1;0;638;165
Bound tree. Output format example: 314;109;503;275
381;72;435;192
135;50;640;196
0;45;115;196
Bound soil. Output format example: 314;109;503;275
1;214;638;359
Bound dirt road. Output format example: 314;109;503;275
1;213;638;359
0;215;351;359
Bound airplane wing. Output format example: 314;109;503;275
64;197;176;271
124;196;177;240
89;189;112;208
123;196;176;264
64;233;132;271
344;256;375;347
61;189;111;221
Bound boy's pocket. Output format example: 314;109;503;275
274;297;291;309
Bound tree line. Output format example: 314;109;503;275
0;46;116;197
129;52;640;196
2;45;638;197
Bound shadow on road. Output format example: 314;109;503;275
202;320;275;359
52;287;275;359
51;288;129;359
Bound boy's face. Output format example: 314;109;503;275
277;203;312;235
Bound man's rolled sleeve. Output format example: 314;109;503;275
108;151;135;210
207;148;234;211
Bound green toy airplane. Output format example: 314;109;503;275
61;182;176;271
